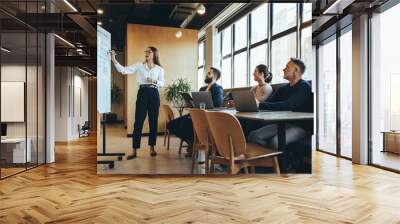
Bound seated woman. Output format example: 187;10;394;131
167;67;223;155
226;64;273;108
251;64;273;102
240;64;274;137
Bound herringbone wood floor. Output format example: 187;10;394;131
1;135;400;224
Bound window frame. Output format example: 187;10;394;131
315;24;353;161
216;3;312;88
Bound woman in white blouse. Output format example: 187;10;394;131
251;64;273;103
110;46;165;159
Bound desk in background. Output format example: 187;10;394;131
382;131;400;154
1;138;32;165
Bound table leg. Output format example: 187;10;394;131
277;123;287;174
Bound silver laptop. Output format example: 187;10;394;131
232;90;260;112
191;91;215;109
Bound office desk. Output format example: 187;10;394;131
1;138;32;164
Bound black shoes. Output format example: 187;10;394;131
127;149;137;160
127;154;137;160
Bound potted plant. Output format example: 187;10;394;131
164;78;191;116
111;83;122;105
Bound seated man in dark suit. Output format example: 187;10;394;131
248;58;313;149
167;67;223;155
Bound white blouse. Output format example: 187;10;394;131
113;61;165;88
250;84;273;102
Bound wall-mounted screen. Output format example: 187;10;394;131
1;81;25;122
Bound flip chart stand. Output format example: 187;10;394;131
97;114;125;169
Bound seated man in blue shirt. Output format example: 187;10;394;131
167;67;223;155
248;58;313;150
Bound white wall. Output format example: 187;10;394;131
54;66;89;141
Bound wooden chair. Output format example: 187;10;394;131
161;105;184;154
189;109;212;174
205;111;282;175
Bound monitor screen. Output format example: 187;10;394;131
1;123;7;137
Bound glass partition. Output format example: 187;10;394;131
0;1;46;179
370;3;400;171
317;36;337;155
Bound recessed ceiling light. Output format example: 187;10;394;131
197;4;206;15
97;9;104;14
78;67;92;76
175;31;182;38
97;21;103;26
63;0;78;12
54;34;75;48
1;47;11;53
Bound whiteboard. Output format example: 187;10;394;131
1;82;25;122
97;25;111;114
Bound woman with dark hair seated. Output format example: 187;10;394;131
250;64;274;102
167;67;223;156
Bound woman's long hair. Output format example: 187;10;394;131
149;46;162;67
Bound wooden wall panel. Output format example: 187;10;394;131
124;24;198;135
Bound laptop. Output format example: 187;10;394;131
232;90;270;112
191;91;215;109
180;92;194;108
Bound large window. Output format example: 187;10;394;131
339;29;352;158
317;37;337;155
222;26;232;56
198;41;205;89
250;43;267;85
234;16;248;51
221;57;232;88
217;3;312;89
301;26;313;81
271;33;296;84
234;52;247;87
302;3;312;22
370;3;400;171
272;4;297;35
251;4;268;44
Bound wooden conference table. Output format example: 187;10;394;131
205;109;314;172
215;109;313;151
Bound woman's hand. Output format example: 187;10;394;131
109;50;117;63
227;100;235;108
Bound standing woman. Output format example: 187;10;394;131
110;47;165;159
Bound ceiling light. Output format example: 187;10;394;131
197;4;206;15
41;5;46;11
63;0;78;12
76;48;83;52
97;9;104;14
78;67;92;76
1;47;11;53
54;34;75;48
322;0;354;15
175;30;182;38
97;21;103;26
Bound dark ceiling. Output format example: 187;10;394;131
1;0;394;75
98;3;229;50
